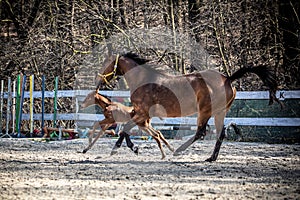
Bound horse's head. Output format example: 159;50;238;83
95;54;122;89
95;52;150;89
81;90;112;110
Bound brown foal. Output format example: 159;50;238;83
80;90;137;154
80;90;174;158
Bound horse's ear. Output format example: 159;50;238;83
95;89;99;94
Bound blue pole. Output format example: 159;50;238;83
53;76;59;128
17;75;26;138
41;75;45;135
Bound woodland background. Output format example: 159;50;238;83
1;0;299;89
0;0;299;132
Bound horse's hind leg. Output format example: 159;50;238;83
206;111;226;162
173;118;208;156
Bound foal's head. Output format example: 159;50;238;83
81;90;112;109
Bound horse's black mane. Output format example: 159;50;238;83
122;52;150;65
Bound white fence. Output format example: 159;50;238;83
2;90;300;127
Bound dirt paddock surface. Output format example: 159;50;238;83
0;138;299;200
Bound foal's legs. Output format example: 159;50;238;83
148;126;174;152
205;111;226;162
82;118;113;153
82;123;111;153
138;125;166;159
88;121;100;144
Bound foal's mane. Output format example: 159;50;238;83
96;91;112;103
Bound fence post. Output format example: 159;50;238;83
29;75;34;136
15;75;21;134
4;78;11;138
17;75;26;138
0;80;3;134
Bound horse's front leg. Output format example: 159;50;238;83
111;120;136;155
124;132;139;155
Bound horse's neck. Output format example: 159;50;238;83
122;63;164;91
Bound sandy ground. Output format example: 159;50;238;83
0;138;299;200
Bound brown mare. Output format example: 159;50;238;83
81;90;174;158
96;52;282;162
80;90;137;154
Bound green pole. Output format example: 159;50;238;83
53;76;59;128
15;75;21;134
17;75;26;138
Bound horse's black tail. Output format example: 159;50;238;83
228;66;283;108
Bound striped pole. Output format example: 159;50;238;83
41;75;45;135
5;78;11;138
0;80;4;135
15;75;21;134
17;75;26;138
29;75;34;136
53;76;59;128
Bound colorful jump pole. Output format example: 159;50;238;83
53;76;59;128
17;75;26;138
0;80;4;135
15;75;21;134
41;75;45;135
29;75;34;136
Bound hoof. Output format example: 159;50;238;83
110;146;119;156
132;146;139;155
82;149;88;154
169;146;175;152
173;150;182;156
110;150;118;156
205;157;216;162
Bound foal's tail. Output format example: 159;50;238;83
228;66;283;108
